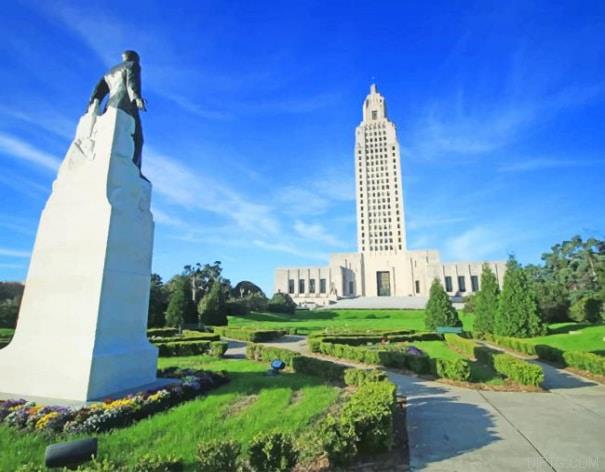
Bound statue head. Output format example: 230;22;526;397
121;50;140;63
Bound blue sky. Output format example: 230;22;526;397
0;0;604;294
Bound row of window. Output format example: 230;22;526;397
444;275;480;293
288;278;327;295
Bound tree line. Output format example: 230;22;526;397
426;235;604;338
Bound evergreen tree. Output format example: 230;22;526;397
473;264;500;335
267;292;297;315
495;257;545;338
425;279;461;331
198;280;228;326
165;276;193;329
147;273;168;328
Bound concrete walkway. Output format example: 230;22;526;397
227;336;605;472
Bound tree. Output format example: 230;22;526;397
424;279;461;331
198;280;228;326
267;292;297;315
473;264;500;336
183;261;231;306
147;273;168;328
525;265;570;323
231;281;265;299
494;257;545;338
569;295;602;323
165;276;194;329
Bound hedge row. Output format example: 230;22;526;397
317;332;442;347
0;338;10;349
156;340;228;358
245;343;384;385
343;368;387;386
484;334;605;377
475;347;544;386
147;327;179;337
444;333;478;359
314;341;471;381
213;327;286;342
307;379;397;466
150;333;221;343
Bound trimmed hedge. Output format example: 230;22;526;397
343;368;387;386
484;334;605;377
435;358;471;381
291;356;348;383
156;340;228;357
305;379;397;467
475;347;544;386
147;327;179;337
214;327;286;342
150;334;221;343
245;343;300;368
444;333;478;359
314;332;441;347
245;343;378;384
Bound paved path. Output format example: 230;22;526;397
227;336;605;472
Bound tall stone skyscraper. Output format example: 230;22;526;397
274;84;505;304
355;84;406;254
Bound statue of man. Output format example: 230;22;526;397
88;50;147;169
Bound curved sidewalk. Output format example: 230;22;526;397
234;335;605;472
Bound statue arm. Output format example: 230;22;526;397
125;64;142;103
89;77;109;105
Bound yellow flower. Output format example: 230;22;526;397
36;412;59;430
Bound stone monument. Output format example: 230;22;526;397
0;51;159;402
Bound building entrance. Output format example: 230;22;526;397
377;271;391;296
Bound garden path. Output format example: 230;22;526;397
227;336;605;472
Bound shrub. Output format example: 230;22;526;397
569;295;602;323
214;327;285;342
198;281;228;326
225;298;249;316
495;258;545;338
150;334;221;343
307;414;358;466
344;368;387;386
248;431;297;472
197;439;241;472
291;356;347;383
492;354;544;386
425;279;461;331
477;348;543;386
562;351;605;376
156;340;228;357
444;334;478;359
245;343;299;367
434;358;471;381
0;300;18;329
341;381;396;454
267;292;297;314
147;327;179;337
473;264;500;335
131;454;183;471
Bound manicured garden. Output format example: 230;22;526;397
0;356;343;470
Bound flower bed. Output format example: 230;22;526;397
0;368;228;435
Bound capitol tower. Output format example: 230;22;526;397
274;84;505;306
355;84;406;254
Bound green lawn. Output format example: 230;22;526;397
0;356;340;470
229;309;475;334
530;324;605;355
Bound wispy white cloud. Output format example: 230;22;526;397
0;168;49;200
498;158;603;173
445;226;511;261
293;220;346;248
252;239;328;261
0;247;31;258
0;133;61;171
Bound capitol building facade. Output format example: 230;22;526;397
275;85;505;306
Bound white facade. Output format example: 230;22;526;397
275;84;506;306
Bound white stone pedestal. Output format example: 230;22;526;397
0;106;158;402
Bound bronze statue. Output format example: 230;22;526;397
89;50;147;169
